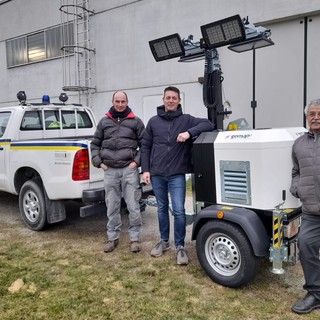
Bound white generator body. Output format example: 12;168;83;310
214;127;307;210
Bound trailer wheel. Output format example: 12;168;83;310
19;179;48;231
196;220;259;288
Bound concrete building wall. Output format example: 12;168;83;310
0;0;319;129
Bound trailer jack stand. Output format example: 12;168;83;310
270;207;286;274
270;256;285;275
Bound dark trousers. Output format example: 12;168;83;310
298;214;320;299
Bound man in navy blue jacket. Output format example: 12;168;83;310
141;86;214;265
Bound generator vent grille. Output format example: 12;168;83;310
220;160;251;205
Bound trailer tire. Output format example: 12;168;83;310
196;220;259;288
19;179;48;231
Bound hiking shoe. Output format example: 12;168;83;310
176;246;189;265
103;239;119;253
130;241;141;253
151;240;170;257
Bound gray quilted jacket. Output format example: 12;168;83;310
290;131;320;215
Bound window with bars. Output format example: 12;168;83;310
6;23;74;68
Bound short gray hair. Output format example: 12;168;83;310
304;99;320;116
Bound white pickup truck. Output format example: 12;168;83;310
0;92;104;230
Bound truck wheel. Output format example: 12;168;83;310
19;179;47;231
196;220;259;288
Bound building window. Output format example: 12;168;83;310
6;23;74;68
6;36;27;67
28;32;45;62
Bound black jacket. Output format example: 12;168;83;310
91;108;145;168
141;105;214;176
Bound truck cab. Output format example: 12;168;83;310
0;93;104;230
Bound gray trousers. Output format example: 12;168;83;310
298;214;320;299
104;166;142;242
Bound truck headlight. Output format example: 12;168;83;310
284;217;301;239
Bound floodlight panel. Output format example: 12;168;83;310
201;14;246;48
228;37;274;53
149;33;185;62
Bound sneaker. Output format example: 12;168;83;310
151;240;170;257
130;241;141;253
103;239;119;253
176;246;189;265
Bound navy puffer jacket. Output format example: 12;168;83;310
290;131;320;215
141;105;214;176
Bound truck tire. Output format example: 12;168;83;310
19;179;48;231
196;220;259;288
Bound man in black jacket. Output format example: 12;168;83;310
141;86;214;265
91;91;145;253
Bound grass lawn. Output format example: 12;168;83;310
0;193;319;320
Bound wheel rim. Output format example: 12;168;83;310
204;232;241;277
22;190;40;223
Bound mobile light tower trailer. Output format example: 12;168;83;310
149;14;304;287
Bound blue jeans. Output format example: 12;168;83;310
151;174;186;248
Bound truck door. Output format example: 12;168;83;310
0;112;11;190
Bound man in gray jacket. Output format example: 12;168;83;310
290;98;320;314
91;91;145;253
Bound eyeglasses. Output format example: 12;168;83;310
307;112;320;118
